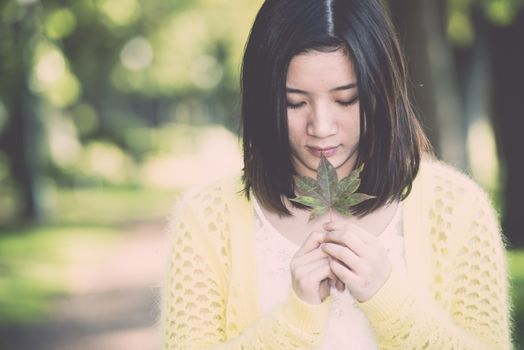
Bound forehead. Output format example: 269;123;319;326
286;49;356;91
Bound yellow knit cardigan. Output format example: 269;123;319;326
162;160;513;349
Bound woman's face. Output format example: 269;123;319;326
286;48;360;179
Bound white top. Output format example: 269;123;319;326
253;197;408;349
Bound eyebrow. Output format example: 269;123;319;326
286;83;357;94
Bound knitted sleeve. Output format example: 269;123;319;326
357;171;512;349
162;187;332;349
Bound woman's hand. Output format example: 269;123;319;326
290;231;343;305
321;221;392;303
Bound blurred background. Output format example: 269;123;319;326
0;0;522;349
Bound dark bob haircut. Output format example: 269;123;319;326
241;0;431;216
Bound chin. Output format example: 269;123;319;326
332;155;356;175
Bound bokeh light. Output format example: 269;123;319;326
120;36;154;71
44;8;77;39
31;41;81;107
140;125;242;189
190;55;223;90
485;0;517;25
47;113;82;168
81;141;135;185
467;118;500;191
97;0;140;27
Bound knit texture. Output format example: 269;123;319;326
163;181;332;349
162;160;512;349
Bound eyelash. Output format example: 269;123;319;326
286;96;359;110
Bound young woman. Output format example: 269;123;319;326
162;0;512;348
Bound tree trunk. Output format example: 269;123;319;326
0;15;43;222
388;0;467;170
488;11;524;249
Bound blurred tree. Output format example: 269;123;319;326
388;0;524;247
0;0;260;223
0;2;45;221
487;10;524;248
388;0;467;169
2;0;521;246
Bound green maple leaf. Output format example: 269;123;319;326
290;153;375;221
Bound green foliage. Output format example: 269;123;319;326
1;0;261;134
290;154;375;221
0;1;260;222
44;8;77;39
508;250;524;349
0;184;176;324
0;225;119;323
50;187;177;226
481;0;524;25
447;0;524;46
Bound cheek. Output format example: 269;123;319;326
342;113;360;138
287;117;304;143
287;130;301;151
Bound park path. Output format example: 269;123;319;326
0;220;167;350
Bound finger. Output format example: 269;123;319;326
324;230;367;257
294;259;332;293
326;275;346;293
347;224;379;246
329;257;358;286
307;259;333;283
319;278;331;301
294;256;328;277
335;279;345;292
326;270;339;284
324;222;378;246
323;220;347;232
296;256;343;289
294;231;326;258
298;257;340;287
325;274;343;288
293;247;329;267
325;272;344;289
321;242;363;273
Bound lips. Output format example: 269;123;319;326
307;145;339;158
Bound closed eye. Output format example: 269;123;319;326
337;95;359;107
286;95;359;110
286;101;306;109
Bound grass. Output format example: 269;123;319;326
49;186;179;226
509;250;524;349
0;186;179;325
0;225;120;323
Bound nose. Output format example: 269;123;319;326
306;103;337;138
